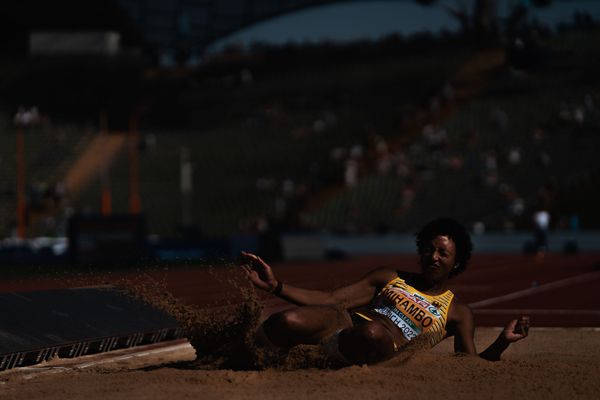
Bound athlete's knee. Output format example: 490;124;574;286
361;322;388;341
262;308;308;346
338;322;396;364
263;306;347;347
265;309;306;332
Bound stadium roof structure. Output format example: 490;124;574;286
2;1;568;62
115;0;401;56
3;0;358;58
111;0;565;59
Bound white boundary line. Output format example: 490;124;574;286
75;342;192;369
14;341;194;380
469;271;600;308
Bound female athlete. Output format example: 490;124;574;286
241;218;529;365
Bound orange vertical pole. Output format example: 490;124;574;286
16;126;26;238
100;111;112;215
129;113;141;214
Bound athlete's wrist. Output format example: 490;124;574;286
269;280;283;296
493;333;511;350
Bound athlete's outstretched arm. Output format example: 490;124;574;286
239;251;396;309
478;317;530;361
450;303;529;361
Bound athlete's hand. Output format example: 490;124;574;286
501;316;530;343
239;251;279;292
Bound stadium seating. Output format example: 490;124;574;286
2;27;599;240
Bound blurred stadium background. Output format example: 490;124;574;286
1;0;599;267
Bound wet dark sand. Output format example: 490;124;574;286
2;328;599;400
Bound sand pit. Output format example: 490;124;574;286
1;328;599;399
2;254;599;399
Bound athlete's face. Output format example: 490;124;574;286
420;235;457;281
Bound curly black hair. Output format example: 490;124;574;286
415;218;473;278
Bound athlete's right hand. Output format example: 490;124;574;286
239;251;279;292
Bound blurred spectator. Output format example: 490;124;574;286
510;197;525;218
533;209;551;253
429;95;441;115
569;214;580;232
393;149;411;179
532;126;545;143
558;102;572;123
422;124;448;151
503;218;516;233
573;107;585;126
373;135;392;175
399;180;416;215
14;106;41;126
313;118;326;133
490;106;509;132
274;195;287;220
442;82;455;103
473;221;485;235
282;178;295;197
443;153;464;171
584;94;594;112
256;177;277;191
240;68;253;85
483;150;499;187
349;143;364;159
344;158;359;188
537;151;551;168
330;146;346;162
508;146;521;165
323;110;337;128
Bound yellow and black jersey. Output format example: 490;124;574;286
365;276;454;346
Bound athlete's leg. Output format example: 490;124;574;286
337;320;397;364
262;305;351;347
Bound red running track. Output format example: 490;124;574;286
1;253;599;327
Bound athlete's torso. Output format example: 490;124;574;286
365;275;454;346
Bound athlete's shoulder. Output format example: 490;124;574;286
364;267;398;286
448;299;473;323
396;270;416;280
